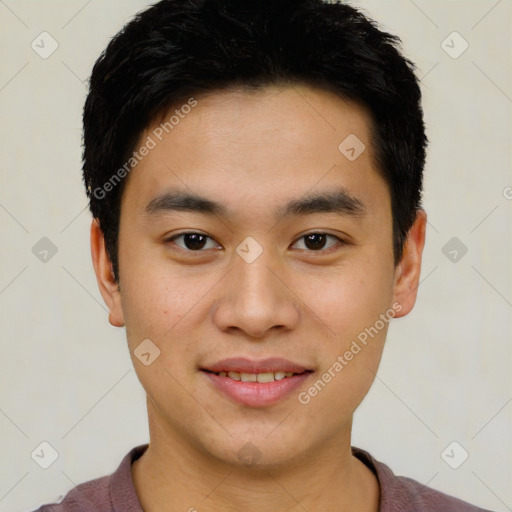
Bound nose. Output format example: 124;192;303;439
212;246;301;340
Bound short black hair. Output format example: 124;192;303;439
83;0;427;282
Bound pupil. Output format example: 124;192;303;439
184;233;207;250
304;233;326;250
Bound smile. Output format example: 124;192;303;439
208;370;299;382
201;368;313;407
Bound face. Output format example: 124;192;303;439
92;84;425;469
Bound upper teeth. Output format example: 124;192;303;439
216;371;295;382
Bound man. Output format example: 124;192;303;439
33;0;494;510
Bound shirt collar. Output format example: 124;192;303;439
111;443;406;512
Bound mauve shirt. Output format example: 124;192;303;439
31;444;494;512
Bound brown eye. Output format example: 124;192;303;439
293;233;342;252
167;232;219;251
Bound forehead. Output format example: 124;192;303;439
121;84;389;221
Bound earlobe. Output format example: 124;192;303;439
392;209;427;318
90;219;125;327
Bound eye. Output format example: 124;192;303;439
292;232;343;252
166;232;220;251
165;231;345;253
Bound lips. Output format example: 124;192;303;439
200;357;314;407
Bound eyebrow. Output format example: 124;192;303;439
144;187;367;220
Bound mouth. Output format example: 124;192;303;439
200;357;314;407
202;369;310;382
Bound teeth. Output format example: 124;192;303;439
256;372;274;383
216;371;298;382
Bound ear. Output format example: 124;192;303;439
90;218;125;327
392;209;427;318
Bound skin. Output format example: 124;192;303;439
91;83;426;512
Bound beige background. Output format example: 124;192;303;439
0;1;511;510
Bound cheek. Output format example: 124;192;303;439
121;271;199;343
119;258;223;382
120;269;206;401
298;258;395;342
294;256;394;399
117;233;199;336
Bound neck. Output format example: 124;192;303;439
132;402;380;512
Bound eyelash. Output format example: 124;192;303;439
164;231;346;254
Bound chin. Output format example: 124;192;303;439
198;427;308;470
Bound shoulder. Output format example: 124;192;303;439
29;474;111;512
28;444;148;512
352;447;496;512
387;474;494;512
